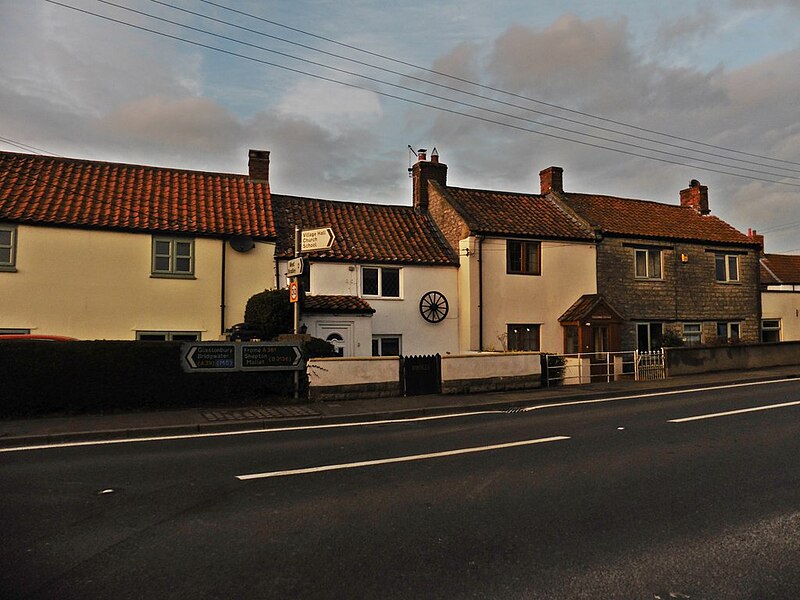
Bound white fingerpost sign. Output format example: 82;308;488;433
301;227;335;252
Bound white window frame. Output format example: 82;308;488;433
152;236;195;278
682;322;702;345
136;331;201;341
0;223;17;271
634;248;662;280
372;335;402;356
761;319;781;343
361;266;402;299
715;254;739;283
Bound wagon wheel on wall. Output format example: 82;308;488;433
419;291;449;323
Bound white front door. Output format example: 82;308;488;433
316;321;354;357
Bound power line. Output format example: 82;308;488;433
45;0;800;187
198;0;800;169
149;0;800;176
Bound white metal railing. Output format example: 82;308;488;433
545;349;664;386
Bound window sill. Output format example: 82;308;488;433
633;277;664;282
0;266;17;272
362;295;403;301
715;280;741;285
150;273;196;280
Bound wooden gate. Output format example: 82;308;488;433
402;354;441;396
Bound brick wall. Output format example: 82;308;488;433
427;183;471;252
596;236;760;349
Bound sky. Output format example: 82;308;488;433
1;0;799;251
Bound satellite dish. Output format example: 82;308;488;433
229;235;255;253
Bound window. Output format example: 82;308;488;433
715;254;739;282
507;240;541;275
762;319;781;343
682;323;702;345
136;331;200;341
507;324;540;351
634;248;662;279
362;266;401;298
716;322;740;341
564;325;579;354
372;335;401;356
636;322;664;351
152;237;194;277
0;328;30;335
0;224;17;271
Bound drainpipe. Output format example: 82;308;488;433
220;240;227;336
477;235;484;352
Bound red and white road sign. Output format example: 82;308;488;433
289;280;299;303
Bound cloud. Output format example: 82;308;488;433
97;97;244;151
411;13;799;250
275;80;383;134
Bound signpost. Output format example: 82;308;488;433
241;344;303;370
183;343;236;371
300;227;336;252
181;342;304;373
287;257;304;277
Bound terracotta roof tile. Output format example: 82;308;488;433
271;194;458;266
303;295;375;314
441;186;594;240
761;254;800;285
0;151;276;238
561;193;754;246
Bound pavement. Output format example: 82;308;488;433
2;365;799;448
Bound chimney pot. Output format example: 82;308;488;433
539;166;564;194
431;147;439;164
417;148;427;162
748;227;765;251
248;149;270;182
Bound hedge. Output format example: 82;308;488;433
0;340;298;418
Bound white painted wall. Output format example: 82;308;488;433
458;237;597;353
2;224;276;339
441;352;541;382
762;292;800;341
307;356;400;386
278;259;460;356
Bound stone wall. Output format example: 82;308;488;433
665;341;800;376
596;236;760;349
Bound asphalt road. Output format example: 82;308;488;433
2;378;800;599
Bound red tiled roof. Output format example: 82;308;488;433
440;185;595;240
303;294;375;314
271;194;459;265
561;193;754;246
761;254;800;285
0;151;276;238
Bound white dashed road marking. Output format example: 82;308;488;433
669;399;800;423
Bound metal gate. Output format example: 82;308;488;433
634;349;666;380
402;354;441;396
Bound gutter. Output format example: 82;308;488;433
477;235;484;352
220;240;227;336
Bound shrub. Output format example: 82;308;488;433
654;330;685;348
303;337;336;359
244;289;293;341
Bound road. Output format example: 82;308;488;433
2;378;800;599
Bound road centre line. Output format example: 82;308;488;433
2;378;797;453
236;436;571;480
669;399;800;423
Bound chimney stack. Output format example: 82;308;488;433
539;166;564;194
748;228;765;251
412;147;447;213
679;179;710;215
248;149;270;182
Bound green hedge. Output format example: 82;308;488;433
0;341;298;418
